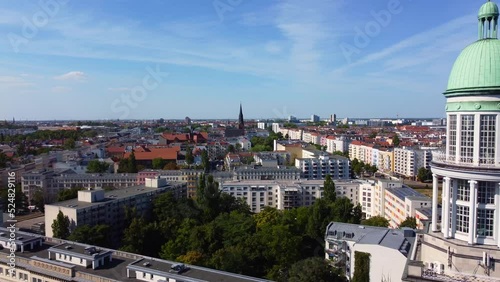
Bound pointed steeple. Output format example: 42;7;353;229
238;103;245;130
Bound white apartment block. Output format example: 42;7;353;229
220;179;362;213
22;170;138;202
325;136;351;154
357;180;376;218
295;155;350;180
349;142;367;163
302;132;321;144
394;147;433;178
271;123;281;133
257;122;267;129
44;178;185;239
325;222;415;281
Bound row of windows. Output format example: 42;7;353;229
448;114;497;159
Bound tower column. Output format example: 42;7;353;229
432;174;439;232
468;180;478;245
443;177;451;238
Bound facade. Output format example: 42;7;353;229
22;170;138;202
0;228;271;282
394;147;433;179
220;179;361;212
325;222;415;281
295;155;350;180
44;178;186;239
384;187;432;228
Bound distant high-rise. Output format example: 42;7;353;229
311;114;320;123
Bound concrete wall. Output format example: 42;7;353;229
351;244;408;282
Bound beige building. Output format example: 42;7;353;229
44;178;186;239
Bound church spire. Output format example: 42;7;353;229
238;103;244;130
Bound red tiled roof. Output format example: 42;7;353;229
124;146;180;161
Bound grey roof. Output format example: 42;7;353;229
326;222;413;257
47;183;181;209
386;186;428;201
415;207;433;218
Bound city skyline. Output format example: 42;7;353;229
0;0;481;120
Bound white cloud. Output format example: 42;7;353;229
54;71;87;81
0;76;33;87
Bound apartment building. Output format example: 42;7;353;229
377;149;394;173
220;179;362;213
44;178;186;239
394;147;434;179
385;186;432;228
357;180;376;218
325;222;415;281
302;131;321;144
206;141;230;159
324;136;351;154
137;169;203;198
22;170;138;202
0;228;271;282
295;154;350;180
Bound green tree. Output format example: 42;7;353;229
64;138;76;149
361;216;389;227
31;189;45;213
392;134;400;147
201;150;210;172
0;152;8;168
227;144;236;154
185;146;194;165
399;217;417;229
351;204;363;224
86;160;110;173
287;257;347;282
117;158;130;173
352;251;370;282
57;187;82;202
323;174;336;203
68;224;111;247
52;211;70;239
417;167;432;182
152;158;167;169
129;151;138;173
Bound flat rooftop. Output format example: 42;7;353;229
386;186;428;201
47;183;180;209
130;258;270;282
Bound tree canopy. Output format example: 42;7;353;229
86;160;110;173
52;211;70;239
361;216;389;227
399;217;417;229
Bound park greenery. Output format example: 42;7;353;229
117;151;138;173
399;216;418;229
351;158;377;177
361;216;390;228
250;131;285;152
86;160;110;173
57;187;83;202
352;251;370;282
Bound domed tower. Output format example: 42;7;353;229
431;0;500;247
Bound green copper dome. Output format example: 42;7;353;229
446;39;500;94
445;1;500;96
479;1;499;18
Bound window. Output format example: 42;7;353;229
477;181;495;204
460;115;475;160
480;115;496;164
448;115;457;156
456;179;470;202
477;209;494;237
456;206;469;233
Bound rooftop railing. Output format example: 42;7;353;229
431;151;500;168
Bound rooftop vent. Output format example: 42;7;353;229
84;246;97;255
143;262;151;267
65;246;73;250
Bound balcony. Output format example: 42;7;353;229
431;151;500;169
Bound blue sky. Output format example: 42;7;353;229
0;0;485;120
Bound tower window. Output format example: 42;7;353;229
456;205;470;233
477;209;494;237
448;115;457;157
460;115;474;161
479;115;496;164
